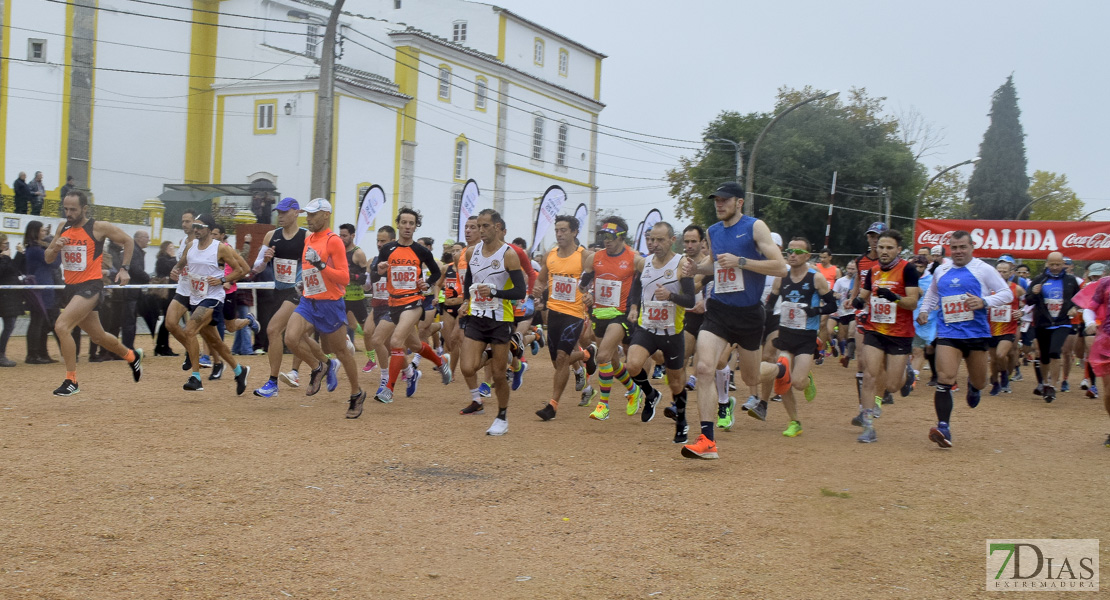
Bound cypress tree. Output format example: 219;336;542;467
967;75;1031;219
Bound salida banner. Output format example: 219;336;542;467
913;219;1110;261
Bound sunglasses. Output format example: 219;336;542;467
192;223;209;229
784;248;809;255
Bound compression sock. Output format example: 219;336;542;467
631;369;654;396
419;342;443;367
716;366;731;404
1034;359;1043;384
613;361;634;392
387;349;405;390
934;383;953;423
598;362;614;404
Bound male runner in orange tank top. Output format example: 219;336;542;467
46;190;144;396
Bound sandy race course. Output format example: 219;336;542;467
1;336;1107;599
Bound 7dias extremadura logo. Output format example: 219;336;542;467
986;539;1099;591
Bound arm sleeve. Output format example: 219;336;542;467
628;277;643;312
1083;309;1097;327
462;266;473;301
810;290;837;315
669;277;696;309
578;270;595;291
414;244;441;288
496;269;526;301
321;235;349;289
765;291;780;309
903;263;919;288
512;245;537;293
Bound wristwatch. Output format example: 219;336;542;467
220;276;227;284
737;256;747;268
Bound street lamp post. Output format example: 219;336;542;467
289;1;346;203
913;157;978;224
744;90;839;215
1016;191;1060;220
1080;207;1109;221
705;137;744;186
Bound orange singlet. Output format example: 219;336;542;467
58;219;104;285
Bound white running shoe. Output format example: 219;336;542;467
486;417;508;436
280;370;300;388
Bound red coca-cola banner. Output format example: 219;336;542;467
913;219;1110;261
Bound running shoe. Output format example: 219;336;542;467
199;354;213;368
584;343;598;376
306;363;326;396
235;365;250;396
680;434;719;459
741;395;760;413
926;377;937;387
589;402;610;421
574;368;586;392
479;382;492;398
254;379;279;398
181;356;191;371
771;394;783;402
673;420;689;444
804;373;817;403
839;354;851;368
128;348;144;383
511;361;528;391
535;325;545;348
1033;383;1044;396
325;358;339;392
989;381;1001;397
625;387;644;416
882;391;894;405
375;386;393;404
641;388;660;423
685;375;697;391
663;402;679;421
461;400;484;415
1001;384;1013;394
872;397;883;419
1087;385;1099;399
535;402;556;421
783;420;803;438
747;400;767;422
362;357;377;373
530;340;539;355
929;423;953;448
208;362;224;381
53;379;79;396
851;410;865;427
1105;433;1110;448
486;417;509;436
857;424;877;443
900;365;915;397
440;356;453;385
773;356;792;395
716;397;736;430
246;313;260;334
1061;380;1071;393
652;365;664;380
1011;368;1023;382
1080;378;1090;390
346;390;366;419
183;375;204;391
405;368;422;397
280;370;300;388
966;382;981;408
1043;384;1056;403
579;385;596;407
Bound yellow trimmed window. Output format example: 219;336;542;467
254;99;277;134
475;76;488;111
533;38;544;66
438;65;452;101
558;48;568;77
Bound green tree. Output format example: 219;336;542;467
1027;170;1084;221
665;86;924;255
918;166;970;220
966;75;1031;219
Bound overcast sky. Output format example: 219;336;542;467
490;0;1110;227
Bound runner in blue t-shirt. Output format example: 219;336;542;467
917;231;1012;448
679;182;786;460
1024;251;1081;403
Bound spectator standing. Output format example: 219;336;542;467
233;232;255;355
28;171;46;216
111;231;150;351
153;241;179;356
12;172;31;214
58;176;76;218
0;234;22;366
23;220;60;364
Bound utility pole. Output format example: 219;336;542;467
824;171;837;248
309;0;346;203
884;186;892;229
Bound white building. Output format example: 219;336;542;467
0;0;605;247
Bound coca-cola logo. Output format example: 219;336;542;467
1062;232;1110;249
916;229;953;246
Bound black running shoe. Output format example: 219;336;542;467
535;402;556;421
182;356;192;371
208;362;224;381
306;362;326;396
235;365;250;396
183;375;204;391
673;420;689;444
641;388;660;423
460;400;485;415
128;348;143;383
584;343;598;376
883;391;894;405
346;389;366;419
53;379;79;396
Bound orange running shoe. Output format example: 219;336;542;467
681;434;719;459
774;355;792;395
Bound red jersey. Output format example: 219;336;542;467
301;229;349;301
593;245;636;313
863;258;917;338
854;252;880;330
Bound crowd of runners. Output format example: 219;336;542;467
44;183;1110;458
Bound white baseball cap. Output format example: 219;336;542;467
770;232;783;247
302;198;332;213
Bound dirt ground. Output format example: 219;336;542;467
1;335;1107;599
